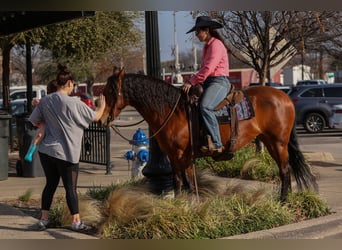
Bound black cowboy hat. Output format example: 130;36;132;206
186;16;223;34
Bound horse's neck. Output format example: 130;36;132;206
125;75;179;131
133;104;163;131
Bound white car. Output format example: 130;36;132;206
8;85;47;101
329;104;342;129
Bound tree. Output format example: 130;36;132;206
39;11;144;85
306;12;342;76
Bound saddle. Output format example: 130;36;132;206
188;84;245;160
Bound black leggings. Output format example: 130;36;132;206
39;152;79;215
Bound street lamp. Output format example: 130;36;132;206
142;11;174;195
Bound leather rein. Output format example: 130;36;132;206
109;92;182;143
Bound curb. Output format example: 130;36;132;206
225;212;342;239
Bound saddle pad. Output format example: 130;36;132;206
215;92;255;124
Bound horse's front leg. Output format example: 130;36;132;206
172;170;183;197
184;164;196;193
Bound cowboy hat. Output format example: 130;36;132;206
186;16;223;34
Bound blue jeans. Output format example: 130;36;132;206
200;76;231;148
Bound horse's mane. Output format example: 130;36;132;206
114;73;185;115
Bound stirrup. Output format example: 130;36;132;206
200;146;224;153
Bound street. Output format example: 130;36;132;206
297;126;342;162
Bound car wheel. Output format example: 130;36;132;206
303;113;326;133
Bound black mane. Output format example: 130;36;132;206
121;73;185;115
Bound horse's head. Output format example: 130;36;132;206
99;68;127;126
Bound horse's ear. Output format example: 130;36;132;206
118;68;125;80
116;68;125;94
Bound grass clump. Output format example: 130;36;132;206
196;144;279;183
19;189;33;202
286;190;331;220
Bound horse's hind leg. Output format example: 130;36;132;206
263;139;291;202
280;163;292;202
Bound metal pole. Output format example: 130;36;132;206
142;11;174;195
26;41;33;114
105;125;112;175
174;11;179;72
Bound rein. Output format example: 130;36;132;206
110;93;182;143
113;118;145;128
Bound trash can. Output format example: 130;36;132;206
15;113;44;177
0;111;12;181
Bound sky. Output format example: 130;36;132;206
157;11;195;62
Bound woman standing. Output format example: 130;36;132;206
29;64;106;232
183;16;231;153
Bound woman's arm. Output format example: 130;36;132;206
93;94;106;122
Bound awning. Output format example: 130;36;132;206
0;11;94;36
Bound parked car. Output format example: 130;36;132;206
10;85;47;100
0;85;47;105
329;104;342;129
289;83;342;133
296;79;327;86
273;85;292;94
249;83;292;94
0;99;27;115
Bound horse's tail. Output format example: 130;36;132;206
288;125;318;192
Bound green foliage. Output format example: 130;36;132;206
196;144;279;183
18;189;33;202
286;190;331;219
33;11;144;82
47;196;66;227
41;11;143;62
97;187;325;239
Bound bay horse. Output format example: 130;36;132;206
99;69;318;202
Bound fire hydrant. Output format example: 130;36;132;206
124;128;149;179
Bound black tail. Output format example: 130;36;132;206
288;126;318;192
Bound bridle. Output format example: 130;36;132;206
106;80;182;143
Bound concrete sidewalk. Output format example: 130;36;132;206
0;151;133;239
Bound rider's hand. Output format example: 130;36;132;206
182;82;192;94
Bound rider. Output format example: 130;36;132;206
182;16;231;153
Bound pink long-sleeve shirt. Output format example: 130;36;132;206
189;37;229;86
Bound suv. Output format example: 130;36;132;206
273;85;292;94
289;83;342;133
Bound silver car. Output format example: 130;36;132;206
329;104;342;129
